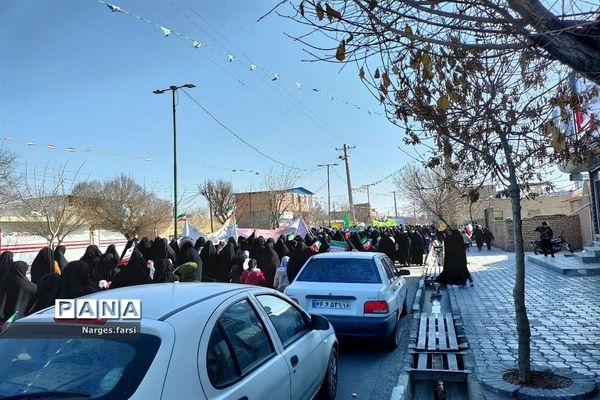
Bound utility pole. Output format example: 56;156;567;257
317;162;338;227
336;144;356;223
393;191;398;219
361;183;376;223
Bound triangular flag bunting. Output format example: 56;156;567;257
106;4;122;12
160;26;171;36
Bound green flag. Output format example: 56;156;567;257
343;214;350;228
5;312;17;323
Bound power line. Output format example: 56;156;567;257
181;89;312;171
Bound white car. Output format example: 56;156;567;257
0;283;338;400
285;252;409;349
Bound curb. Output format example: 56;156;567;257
390;306;421;400
411;277;425;314
389;372;412;400
479;366;598;399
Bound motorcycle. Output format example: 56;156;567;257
531;231;574;255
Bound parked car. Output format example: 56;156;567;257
285;252;409;350
0;283;338;400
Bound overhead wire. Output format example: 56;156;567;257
181;89;313;171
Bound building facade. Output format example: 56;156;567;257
234;187;314;229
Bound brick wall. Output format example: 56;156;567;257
491;214;582;251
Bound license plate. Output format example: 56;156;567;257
311;299;351;310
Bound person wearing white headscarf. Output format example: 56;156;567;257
274;256;290;292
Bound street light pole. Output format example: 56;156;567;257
153;83;196;239
317;163;338;228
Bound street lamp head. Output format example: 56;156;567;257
183;83;196;89
153;89;165;95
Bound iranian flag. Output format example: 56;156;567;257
311;241;321;252
177;213;187;222
361;236;374;251
225;205;235;220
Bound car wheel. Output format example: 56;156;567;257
400;298;408;317
384;312;400;351
317;346;338;400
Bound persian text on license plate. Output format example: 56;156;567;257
311;299;351;310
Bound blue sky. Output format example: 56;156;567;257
0;0;572;217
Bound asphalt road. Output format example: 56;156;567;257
336;268;421;400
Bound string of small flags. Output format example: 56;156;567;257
1;136;264;175
98;0;383;117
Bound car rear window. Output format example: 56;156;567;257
0;325;160;399
296;257;381;283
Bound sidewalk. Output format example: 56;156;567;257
448;248;600;397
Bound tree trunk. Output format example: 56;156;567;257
469;201;474;227
508;171;531;383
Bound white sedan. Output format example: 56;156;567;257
0;283;338;400
285;252;409;350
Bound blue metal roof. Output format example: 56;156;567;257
286;187;314;195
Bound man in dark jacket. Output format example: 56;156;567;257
535;222;554;257
483;228;494;251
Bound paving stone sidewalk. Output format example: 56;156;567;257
448;248;600;395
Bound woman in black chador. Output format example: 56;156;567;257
0;261;37;322
80;245;103;283
31;247;54;284
200;241;218;282
395;230;411;267
378;233;396;262
52;261;99;299
54;245;69;272
275;236;290;260
26;272;60;315
260;241;280;288
104;244;120;261
0;251;14;282
410;230;425;266
110;251;152;289
286;241;311;283
216;240;235;283
436;230;474;287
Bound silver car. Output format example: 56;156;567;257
0;283;338;400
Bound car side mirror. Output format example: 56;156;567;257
309;314;330;331
397;269;410;276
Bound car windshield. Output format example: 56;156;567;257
0;326;160;399
296;257;381;284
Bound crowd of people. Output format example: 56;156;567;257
0;223;484;323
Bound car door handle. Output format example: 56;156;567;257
290;355;299;367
